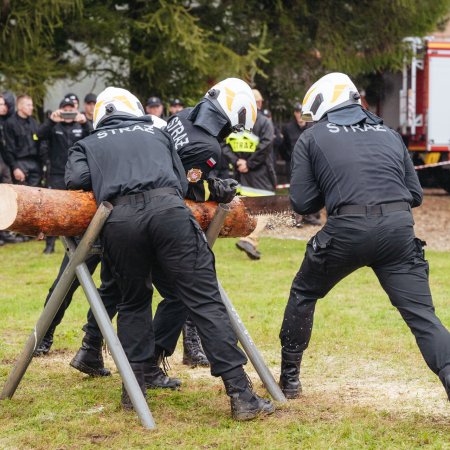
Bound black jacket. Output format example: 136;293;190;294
222;110;276;192
280;119;310;163
290;105;423;215
38;119;90;176
166;107;222;177
65;115;187;204
3;113;41;169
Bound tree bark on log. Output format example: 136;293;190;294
0;184;256;238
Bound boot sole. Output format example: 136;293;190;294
182;358;210;368
33;349;50;357
145;383;181;390
233;404;275;421
70;359;111;377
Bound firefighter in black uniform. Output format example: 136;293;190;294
70;79;255;377
152;79;246;367
38;96;91;254
65;86;274;420
278;72;450;402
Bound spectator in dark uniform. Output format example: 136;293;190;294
278;72;450;403
0;92;17;246
37;96;91;254
281;102;321;227
145;96;164;118
82;93;97;132
3;94;44;188
223;88;277;260
0;93;13;185
168;98;184;117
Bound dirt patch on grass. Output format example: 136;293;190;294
262;189;450;251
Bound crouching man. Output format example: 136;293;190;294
65;87;274;420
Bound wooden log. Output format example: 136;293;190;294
0;184;256;238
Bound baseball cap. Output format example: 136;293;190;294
294;102;302;112
59;97;75;108
146;96;162;107
170;98;184;107
84;93;97;103
64;93;79;104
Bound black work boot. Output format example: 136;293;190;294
223;372;275;421
33;328;55;356
279;350;303;399
182;318;210;367
143;358;181;390
121;362;147;410
439;365;450;401
70;335;111;377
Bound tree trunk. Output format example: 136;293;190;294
0;184;256;238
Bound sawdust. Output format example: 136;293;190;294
262;189;450;251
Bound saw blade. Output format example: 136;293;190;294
239;195;293;215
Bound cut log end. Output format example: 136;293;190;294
0;184;18;231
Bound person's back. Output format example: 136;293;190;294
278;72;450;405
66;116;183;204
291;106;422;215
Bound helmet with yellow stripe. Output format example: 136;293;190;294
93;87;145;129
302;72;361;122
204;78;257;132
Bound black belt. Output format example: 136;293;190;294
334;201;410;216
110;187;179;206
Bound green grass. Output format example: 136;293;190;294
0;238;449;449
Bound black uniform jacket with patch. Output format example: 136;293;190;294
38;119;90;176
3;113;41;169
65;115;187;205
290;105;423;215
166;105;229;201
166;107;222;178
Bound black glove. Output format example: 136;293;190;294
208;178;238;203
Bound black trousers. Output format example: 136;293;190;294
43;252;119;333
279;210;450;377
14;157;42;187
101;194;246;376
0;153;12;183
81;256;188;353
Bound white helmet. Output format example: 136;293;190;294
93;87;145;129
204;78;257;131
302;72;361;122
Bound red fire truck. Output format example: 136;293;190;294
400;37;450;192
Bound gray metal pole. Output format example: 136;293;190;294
0;202;112;400
217;281;286;403
205;204;287;403
62;237;156;430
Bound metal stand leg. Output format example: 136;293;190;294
0;203;112;400
62;237;156;430
1;202;156;429
206;204;287;403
